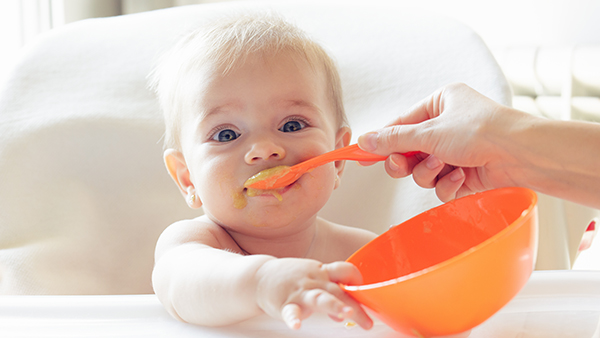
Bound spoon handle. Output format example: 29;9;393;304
291;144;399;171
327;144;388;161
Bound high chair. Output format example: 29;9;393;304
0;0;588;295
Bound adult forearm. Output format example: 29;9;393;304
503;116;600;209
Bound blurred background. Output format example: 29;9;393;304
2;0;599;120
1;0;599;268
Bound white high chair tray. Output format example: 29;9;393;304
1;271;599;338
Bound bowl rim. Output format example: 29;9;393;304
342;187;538;291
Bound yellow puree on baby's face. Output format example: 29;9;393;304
232;188;283;210
233;191;247;209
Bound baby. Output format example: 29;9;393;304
149;13;376;330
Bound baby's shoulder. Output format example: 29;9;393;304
155;216;236;254
324;221;377;242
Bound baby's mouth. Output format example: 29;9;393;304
244;175;302;201
243;186;284;201
244;165;291;190
243;164;302;201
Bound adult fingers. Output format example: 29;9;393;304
358;87;445;156
434;167;466;202
357;123;424;157
356;160;378;167
385;89;443;126
382;153;412;178
411;155;445;189
359;152;415;177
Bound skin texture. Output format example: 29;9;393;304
153;51;376;330
357;83;600;210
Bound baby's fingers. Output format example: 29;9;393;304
336;295;373;330
304;288;350;317
281;303;302;330
309;288;373;330
322;263;373;329
323;262;363;286
281;290;352;329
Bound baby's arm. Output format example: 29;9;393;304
152;219;372;329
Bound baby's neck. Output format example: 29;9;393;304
223;218;321;259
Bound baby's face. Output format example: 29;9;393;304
177;51;348;236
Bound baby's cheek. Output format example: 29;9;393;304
200;173;239;210
308;165;337;191
302;170;336;207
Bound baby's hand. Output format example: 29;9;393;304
255;258;373;330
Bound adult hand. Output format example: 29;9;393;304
357;83;529;202
358;83;600;209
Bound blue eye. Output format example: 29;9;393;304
280;120;306;133
213;129;239;142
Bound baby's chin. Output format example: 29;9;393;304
230;201;325;231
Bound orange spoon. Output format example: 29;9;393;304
244;144;417;190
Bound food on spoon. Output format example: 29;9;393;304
244;165;291;189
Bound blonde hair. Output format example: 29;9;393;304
148;12;347;150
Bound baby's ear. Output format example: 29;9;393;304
164;149;202;209
333;127;352;189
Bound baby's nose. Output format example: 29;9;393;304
245;141;286;164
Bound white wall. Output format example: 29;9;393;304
393;0;600;48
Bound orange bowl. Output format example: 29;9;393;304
341;187;538;337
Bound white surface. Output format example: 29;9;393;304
1;271;599;338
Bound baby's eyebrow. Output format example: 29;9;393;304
284;99;322;113
200;102;242;121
